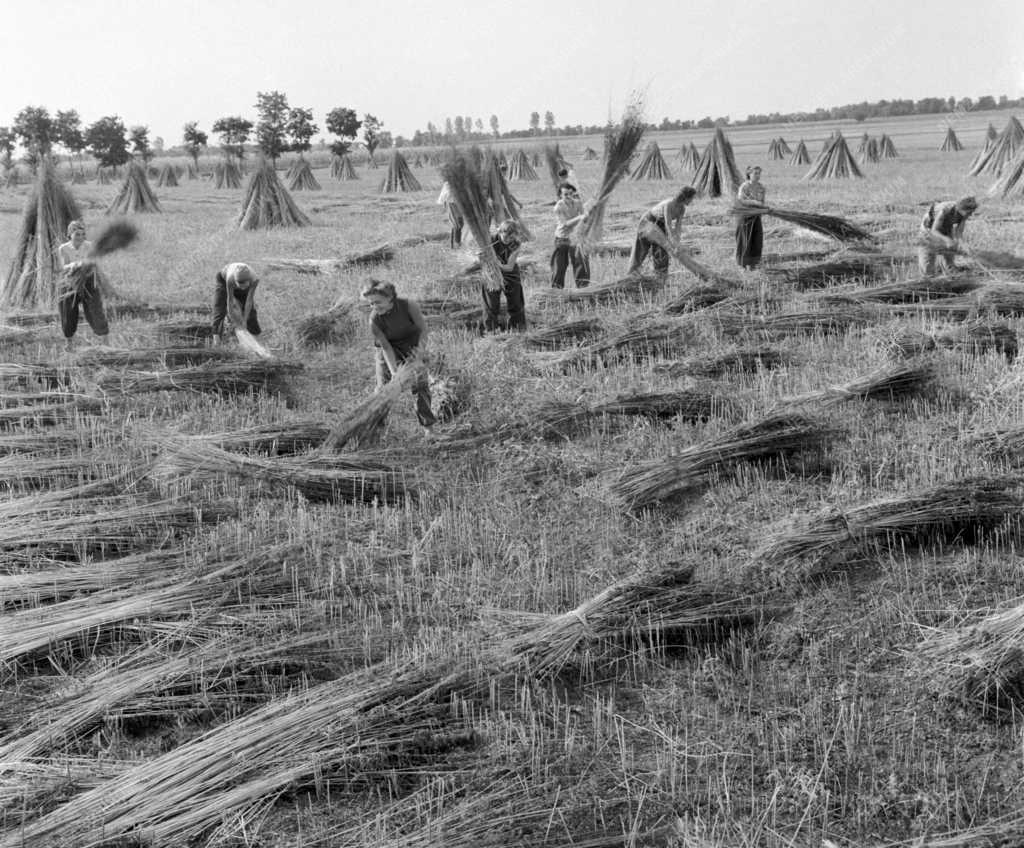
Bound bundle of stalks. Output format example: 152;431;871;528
859;137;879;163
0;631;348;766
970;424;1024;464
638;220;741;284
89;218;138;257
968;250;1024;270
543;143;566;193
287;157;321;190
757;475;1024;576
767;137;785;160
190;417;333;455
778;362;934;407
506;148;538;181
611;412;832;511
107;160;161;214
823;275;980;304
0;159;81;310
379;150;421;192
263;244;395;276
970;136;997;174
0;324;36;345
691;126;742;196
804;133;863;179
856;132;870;154
879;134;898;158
653;346;791;378
975;283;1024;316
440;150;506;291
0;362;67;388
0;548;183;608
213;158;242;188
334;153;357;180
971;116;1023;176
776;137;792;155
679;141;701;171
0;390;83;408
885;320;1018;361
483;148;528;237
0;453;106;490
294;300;359;347
0;497;234;566
532;273;664;308
732;204;874;243
237;157;311;229
663;283;743;313
521;317;604;349
631;140;673;179
789;139;811;165
582;146;599;160
989;148;1024;198
153;439;409;504
940;126;964;152
154;319;215;344
528;318;696;373
0;429;85;455
75;346;243;369
234;328;273;359
321;362;421;451
0;396;103;428
155;163;179;187
578;99;645;247
771;255;895;288
97;360;302;397
706;305;875;340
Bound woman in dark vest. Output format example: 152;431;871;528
361;279;436;429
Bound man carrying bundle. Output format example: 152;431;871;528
57;220;109;350
918;196;978;276
627;187;697;277
550;183;590;289
212;262;261;345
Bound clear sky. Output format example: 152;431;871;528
2;0;1022;148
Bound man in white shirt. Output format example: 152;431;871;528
57;220;109;347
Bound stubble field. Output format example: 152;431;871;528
1;107;1024;848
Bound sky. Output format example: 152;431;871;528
2;0;1022;149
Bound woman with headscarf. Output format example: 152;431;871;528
735;165;766;269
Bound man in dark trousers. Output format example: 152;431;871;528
212;262;261;344
918;196;978;276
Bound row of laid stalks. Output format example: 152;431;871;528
8;469;1024;848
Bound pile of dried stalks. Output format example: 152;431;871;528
107;160;161;214
321;362;421;451
777;362;935;407
97;360;302;397
380;150;421;192
287;157;321;190
940;126;964;152
75;346;243;369
611;412;832;511
770;255;898;289
237;157;311;230
155;163;179;187
213;158;242;188
884;320;1018;361
653;346;792;378
532;273;663;307
804;133;863;180
506;148;538;181
332;153;357;180
756;475;1024;577
190;417;333;455
0;395;103;428
521;317;604;349
691;127;742;197
264;244;395;275
823;275;980;304
678;141;701;171
879;134;898;158
789;140;811;165
971;116;1022;176
631;141;672;180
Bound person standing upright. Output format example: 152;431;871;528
735;166;766;269
550;183;590;289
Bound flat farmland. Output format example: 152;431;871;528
1;107;1024;847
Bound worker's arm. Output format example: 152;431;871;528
369;319;400;376
407;300;428;354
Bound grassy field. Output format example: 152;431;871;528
2;108;1024;847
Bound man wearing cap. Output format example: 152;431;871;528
918;196;978;276
212;262;261;344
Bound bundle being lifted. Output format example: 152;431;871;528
0;160;81;311
379;150;421;192
237;157;311;230
506;148;539;181
879;134;898;158
691;126;742;196
789;140;811;165
803;133;863;180
543;143;569;193
107;160;161;214
631;141;673;180
577;98;646;248
940;126;964;152
288;157;321;191
679;141;701;171
155;163;179;187
214;158;242;188
971;115;1024;176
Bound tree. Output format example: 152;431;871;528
287;107;319;154
325;107;361;156
464;116;472;137
544;111;555;135
362;114;383;161
254;90;290;161
85;116;131;168
426;121;439;144
444;117;454;140
211;116;252;162
453;116;464;139
0;127;15;168
377;131;393;150
475;118;484;136
182;122;209;170
54;110;86;171
489;115;499;137
130;125;153;163
529;112;540;135
13;106;55;163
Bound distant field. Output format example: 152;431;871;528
1;106;1024;847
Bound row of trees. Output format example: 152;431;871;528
0;94;389;172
